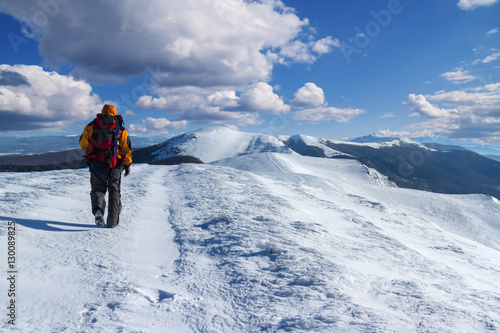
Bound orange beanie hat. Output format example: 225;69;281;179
101;104;117;116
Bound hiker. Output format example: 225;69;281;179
79;104;132;228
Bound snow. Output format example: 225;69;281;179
285;135;344;158
152;127;290;163
339;137;435;150
1;150;500;332
351;134;500;158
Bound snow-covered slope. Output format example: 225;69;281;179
281;135;346;158
148;127;290;163
1;151;500;332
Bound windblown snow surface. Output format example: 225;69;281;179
1;151;500;332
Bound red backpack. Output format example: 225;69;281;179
85;114;124;168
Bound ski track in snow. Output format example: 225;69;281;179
0;153;500;332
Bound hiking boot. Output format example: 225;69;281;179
94;209;105;226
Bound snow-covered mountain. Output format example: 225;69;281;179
1;127;500;332
2;126;500;199
133;127;500;200
3;126;500;198
351;134;500;159
134;127;291;164
133;127;435;163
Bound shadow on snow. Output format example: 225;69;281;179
0;216;101;232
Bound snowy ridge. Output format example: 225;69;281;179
351;134;500;158
145;127;436;166
340;137;433;150
284;135;345;158
1;150;500;332
150;127;290;163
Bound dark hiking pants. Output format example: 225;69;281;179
90;165;122;227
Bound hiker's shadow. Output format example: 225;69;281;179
0;216;100;232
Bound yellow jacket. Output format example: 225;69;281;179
79;105;132;166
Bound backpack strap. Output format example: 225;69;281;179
113;120;119;159
116;115;124;130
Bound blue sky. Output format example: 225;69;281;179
0;0;499;143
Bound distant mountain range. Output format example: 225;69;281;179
350;134;500;161
0;135;163;155
2;127;500;200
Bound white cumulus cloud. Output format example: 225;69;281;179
128;117;187;135
137;82;289;126
208;90;239;109
0;64;101;132
0;0;333;88
0;0;340;129
237;82;290;114
312;36;341;55
403;83;500;143
292;82;363;123
429;83;500;113
404;94;457;118
136;86;263;127
291;83;326;108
